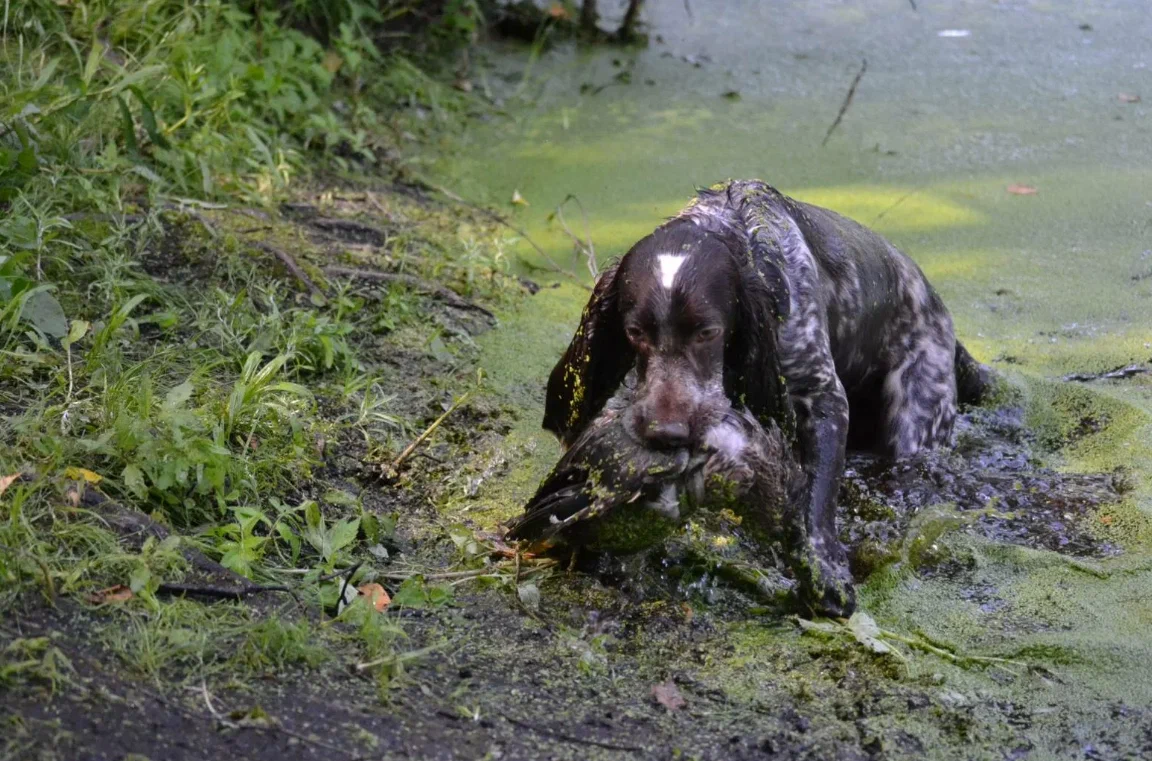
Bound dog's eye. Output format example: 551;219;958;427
695;326;722;343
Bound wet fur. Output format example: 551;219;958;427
542;179;990;616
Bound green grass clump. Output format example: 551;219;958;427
0;1;517;695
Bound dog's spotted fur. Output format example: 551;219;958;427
543;179;989;616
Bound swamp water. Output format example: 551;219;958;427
433;1;1152;756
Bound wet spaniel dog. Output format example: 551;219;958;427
542;179;989;616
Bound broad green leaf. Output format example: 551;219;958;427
128;86;171;149
116;96;138;154
329;518;361;553
323;489;360;507
63;319;89;348
847;612;893;654
164;381;194;409
106;66;168;95
796;618;841;637
128;565;152;593
31;59;59;91
22;290;68;338
304;500;322;531
391;576;427;608
83;40;105;88
426;584;454;606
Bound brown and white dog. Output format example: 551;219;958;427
542;179;989;616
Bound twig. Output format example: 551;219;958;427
1063;363;1151;383
908;0;917;10
821;58;868;147
389;391;474;474
156;581;295;601
0;541;56;602
61;212;144;225
316;561;364;583
555;194;598;279
252;241;325;298
182;209;219;239
200;680;226;722
870;185;924;225
683;0;693;21
420;180;591;291
878;628;1025;675
354;643;445;673
173;682;360;758
501;713;645;753
322;266;496;320
374;558;557;583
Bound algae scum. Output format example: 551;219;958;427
432;0;1152;757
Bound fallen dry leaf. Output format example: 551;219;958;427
1006;184;1038;196
64;466;103;484
651;681;686;712
0;473;21;499
87;585;134;604
1118;93;1141;104
358;582;391;613
1100;514;1114;526
321;50;343;75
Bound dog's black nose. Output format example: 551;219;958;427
644;421;691;448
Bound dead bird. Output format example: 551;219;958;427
506;383;804;556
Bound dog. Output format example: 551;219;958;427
541;179;990;617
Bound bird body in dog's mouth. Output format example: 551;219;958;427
504;379;803;556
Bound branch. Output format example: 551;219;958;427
252;241;325;298
821;58;868;147
322;266;495;320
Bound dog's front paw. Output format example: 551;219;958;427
795;545;857;618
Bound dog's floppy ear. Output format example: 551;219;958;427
722;183;796;438
543;262;634;448
724;267;795;439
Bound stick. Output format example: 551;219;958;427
501;713;644;753
389;391;473;474
322;266;496;320
1063;363;1150;383
908;0;917;10
821;58;868;147
555;194;598;279
870;185;924;225
877;628;1025;675
156;581;294;600
252;241;325;298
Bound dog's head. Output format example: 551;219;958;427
544;217;789;450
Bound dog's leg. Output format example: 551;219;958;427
882;326;958;457
779;337;856;617
785;378;856;617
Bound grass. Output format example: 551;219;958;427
0;0;524;701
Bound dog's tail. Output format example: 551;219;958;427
955;341;993;406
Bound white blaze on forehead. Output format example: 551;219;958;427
656;254;688;289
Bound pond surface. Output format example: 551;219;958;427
435;0;1152;754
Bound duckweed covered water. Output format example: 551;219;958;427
435;0;1152;756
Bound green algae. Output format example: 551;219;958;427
432;1;1152;755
